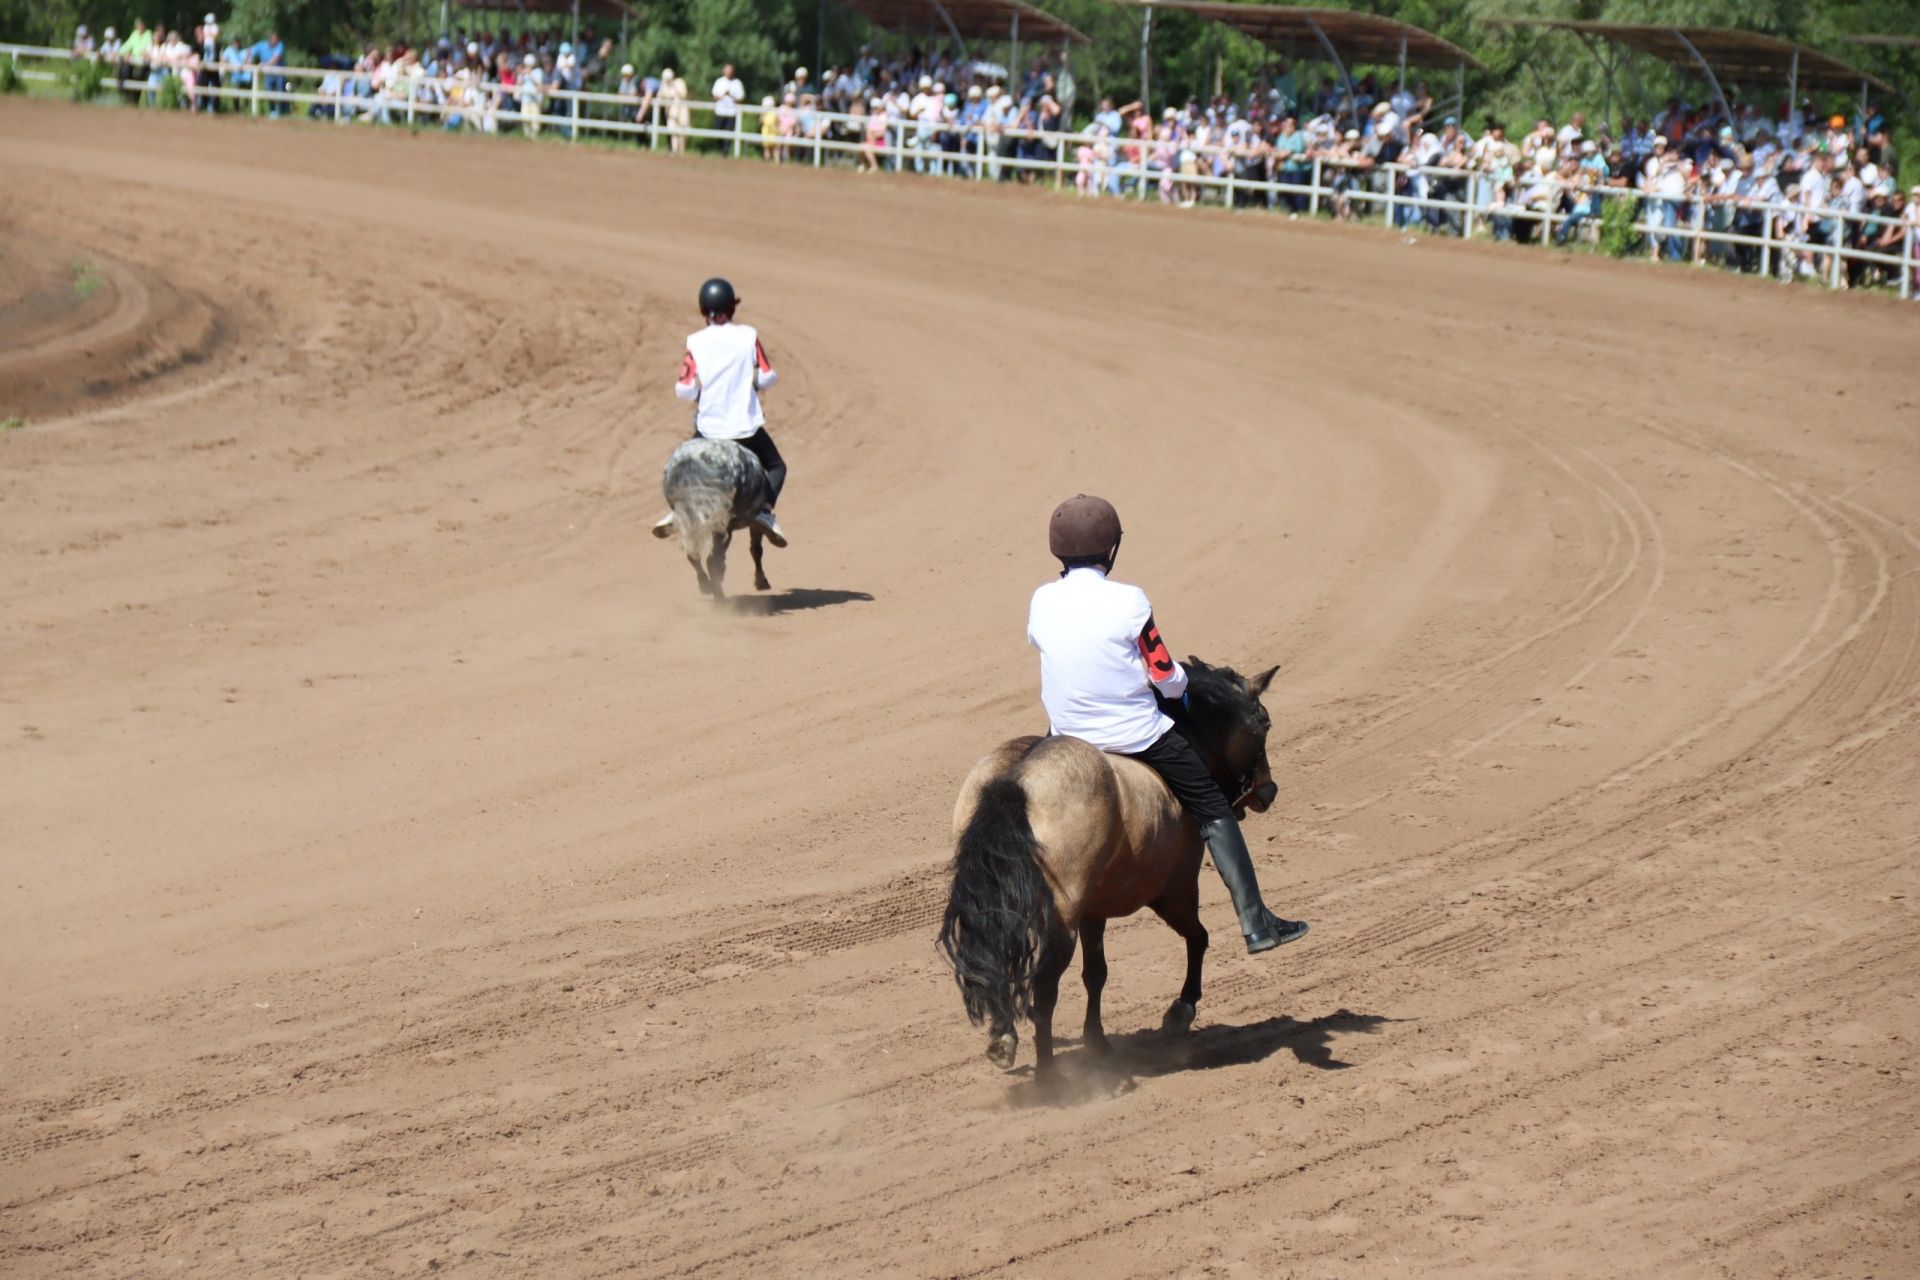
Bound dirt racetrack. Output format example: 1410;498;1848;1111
3;98;1917;1277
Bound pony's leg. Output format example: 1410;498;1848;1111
704;533;728;600
1030;925;1077;1086
1150;893;1209;1035
1079;917;1113;1056
750;528;770;592
686;553;714;597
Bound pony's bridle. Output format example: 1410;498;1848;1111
1224;760;1265;813
1198;727;1264;812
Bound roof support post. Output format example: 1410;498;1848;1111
1788;49;1798;121
1011;9;1020;88
1301;14;1356;122
1671;28;1734;129
1136;6;1148;117
1574;31;1618;126
1398;34;1407;94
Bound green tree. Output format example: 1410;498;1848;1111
625;0;795;97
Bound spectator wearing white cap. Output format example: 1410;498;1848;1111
517;52;544;135
1470;120;1517;212
196;14;222;112
1553;138;1608;245
617;64;653;141
72;23;94;57
661;67;689;154
1905;187;1920;298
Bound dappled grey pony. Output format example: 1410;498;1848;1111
656;436;772;599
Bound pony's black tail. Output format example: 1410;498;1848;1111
937;778;1057;1031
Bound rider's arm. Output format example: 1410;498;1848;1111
1135;604;1189;699
675;350;700;401
753;339;778;391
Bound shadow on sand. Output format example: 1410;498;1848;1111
1005;1009;1403;1108
727;587;875;616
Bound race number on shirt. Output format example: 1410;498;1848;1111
1137;616;1177;682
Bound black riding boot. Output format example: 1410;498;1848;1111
1200;817;1309;955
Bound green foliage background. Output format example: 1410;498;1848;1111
3;0;1914;155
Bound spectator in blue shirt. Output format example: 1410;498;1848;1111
252;32;286;114
220;34;249;96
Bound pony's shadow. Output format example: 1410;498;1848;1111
1007;1008;1403;1109
726;587;874;616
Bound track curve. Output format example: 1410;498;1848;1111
2;99;1916;1277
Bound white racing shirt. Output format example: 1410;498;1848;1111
1027;567;1189;754
675;321;777;441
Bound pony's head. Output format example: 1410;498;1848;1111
1176;658;1280;817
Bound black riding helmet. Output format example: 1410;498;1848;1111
698;277;739;318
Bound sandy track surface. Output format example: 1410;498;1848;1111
2;100;1916;1277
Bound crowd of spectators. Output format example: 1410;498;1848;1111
62;16;1920;290
1079;76;1916;288
73;14;285;112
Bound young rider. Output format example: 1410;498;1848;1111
652;277;788;546
1027;494;1309;954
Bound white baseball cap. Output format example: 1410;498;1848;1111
620;63;634;76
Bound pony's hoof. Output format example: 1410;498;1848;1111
986;1031;1018;1069
1162;1000;1196;1035
754;575;771;592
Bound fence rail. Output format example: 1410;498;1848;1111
7;42;1915;301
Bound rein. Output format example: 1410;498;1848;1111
1165;694;1262;811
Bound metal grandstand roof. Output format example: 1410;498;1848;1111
834;0;1089;45
1110;1;1484;71
1487;19;1894;95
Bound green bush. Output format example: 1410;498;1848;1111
156;74;186;111
62;55;108;103
1598;194;1638;259
0;58;23;95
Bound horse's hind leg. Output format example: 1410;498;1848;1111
704;533;729;600
1150;891;1209;1035
750;528;770;592
1030;924;1077;1087
686;553;714;597
1079;917;1113;1056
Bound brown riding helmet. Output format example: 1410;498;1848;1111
1048;494;1122;560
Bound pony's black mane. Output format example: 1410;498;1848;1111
1178;657;1271;734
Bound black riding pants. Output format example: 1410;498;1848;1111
1123;723;1234;824
697;427;786;507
